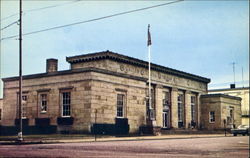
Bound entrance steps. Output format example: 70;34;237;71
161;128;228;135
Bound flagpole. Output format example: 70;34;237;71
148;44;151;111
147;24;152;121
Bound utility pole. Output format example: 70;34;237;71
17;0;23;142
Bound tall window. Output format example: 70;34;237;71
16;93;28;118
117;94;125;117
209;111;215;123
163;91;171;108
178;94;184;127
227;107;234;124
22;95;27;118
0;109;2;120
191;96;196;121
61;92;71;117
40;94;48;113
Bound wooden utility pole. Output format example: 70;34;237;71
17;0;23;142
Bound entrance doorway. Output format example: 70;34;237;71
163;111;170;128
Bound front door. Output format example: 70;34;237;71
162;111;170;128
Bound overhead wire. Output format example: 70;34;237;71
0;0;80;22
0;0;184;41
1;20;19;31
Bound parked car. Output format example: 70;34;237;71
231;125;249;136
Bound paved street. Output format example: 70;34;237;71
0;136;249;158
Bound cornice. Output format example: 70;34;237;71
66;50;210;83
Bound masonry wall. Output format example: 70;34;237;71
2;72;93;133
220;97;241;128
2;57;209;134
209;88;249;125
200;96;241;130
90;72;146;133
200;97;221;130
70;59;208;130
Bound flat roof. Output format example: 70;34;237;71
2;50;210;83
208;87;249;92
201;93;242;100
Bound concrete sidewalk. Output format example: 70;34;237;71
0;133;233;145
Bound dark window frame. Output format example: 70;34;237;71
40;93;48;113
209;111;215;123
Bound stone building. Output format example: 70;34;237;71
209;87;249;126
1;51;212;134
200;94;241;130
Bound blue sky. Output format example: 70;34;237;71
0;0;249;97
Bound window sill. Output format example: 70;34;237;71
116;116;124;119
61;116;71;118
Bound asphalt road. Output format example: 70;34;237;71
0;136;249;158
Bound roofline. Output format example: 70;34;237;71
66;50;210;83
2;67;147;82
201;93;242;101
208;87;250;92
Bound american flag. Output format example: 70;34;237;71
147;24;152;46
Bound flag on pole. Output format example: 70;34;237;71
147;24;152;46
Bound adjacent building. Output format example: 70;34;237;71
209;87;249;126
200;94;241;130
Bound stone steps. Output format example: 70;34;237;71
161;129;230;134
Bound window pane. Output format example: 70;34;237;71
40;94;47;112
62;92;71;116
178;94;184;122
191;96;196;121
117;94;124;117
210;111;215;122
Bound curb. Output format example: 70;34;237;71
0;134;235;145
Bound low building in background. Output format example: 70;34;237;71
209;87;249;126
1;51;211;135
200;94;241;130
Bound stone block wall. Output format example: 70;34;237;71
200;97;222;130
89;72;146;133
2;72;93;133
200;94;241;130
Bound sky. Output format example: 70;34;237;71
0;0;249;97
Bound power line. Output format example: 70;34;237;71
1;20;18;31
0;0;80;22
0;0;184;41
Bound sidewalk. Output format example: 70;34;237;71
0;133;232;145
